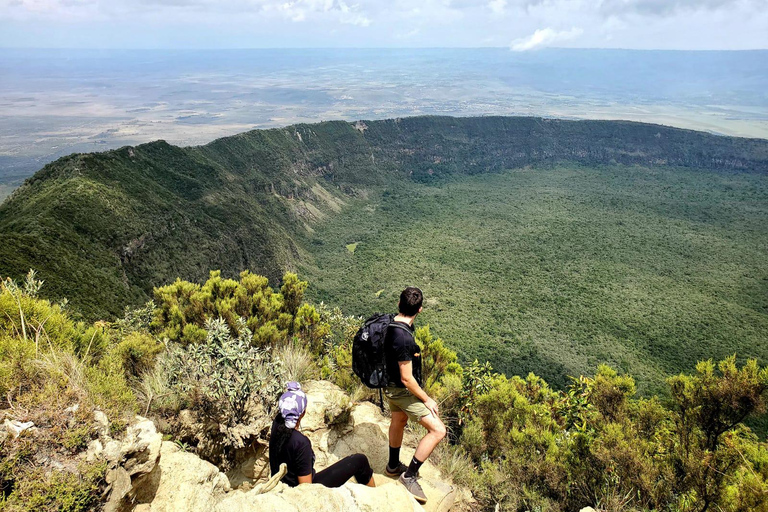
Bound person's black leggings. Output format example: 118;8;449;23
313;453;374;487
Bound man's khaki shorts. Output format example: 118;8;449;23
384;387;431;422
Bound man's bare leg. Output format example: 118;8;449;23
389;410;408;448
414;414;447;463
387;410;409;473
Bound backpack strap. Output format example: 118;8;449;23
388;322;413;336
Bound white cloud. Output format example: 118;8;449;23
488;0;506;15
510;26;583;51
0;0;766;49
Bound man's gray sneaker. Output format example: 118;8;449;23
398;473;427;503
385;462;408;477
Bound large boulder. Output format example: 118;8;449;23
135;442;231;512
120;418;163;477
216;480;422;512
103;416;164;512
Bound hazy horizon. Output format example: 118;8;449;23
1;47;767;202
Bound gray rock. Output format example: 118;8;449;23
215;480;422;512
103;440;122;463
85;439;104;462
94;410;110;439
3;419;35;438
138;441;231;512
104;467;132;512
120;418;162;477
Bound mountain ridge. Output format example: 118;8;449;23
2;115;768;320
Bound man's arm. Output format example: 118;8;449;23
399;360;439;417
297;474;312;484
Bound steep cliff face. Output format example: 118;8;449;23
1;115;766;319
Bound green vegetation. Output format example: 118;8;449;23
434;358;768;512
301;164;768;396
2;116;766;321
1;270;767;511
1;116;768;508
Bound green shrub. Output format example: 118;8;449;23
0;334;36;398
164;317;284;425
445;357;768;512
151;270;329;351
109;331;163;378
0;272;100;358
1;462;106;512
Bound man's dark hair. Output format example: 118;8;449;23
398;287;423;317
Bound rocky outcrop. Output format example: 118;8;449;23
97;417;165;512
97;380;467;512
134;442;231;512
217;479;422;512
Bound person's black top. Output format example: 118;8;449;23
269;417;315;487
385;320;422;387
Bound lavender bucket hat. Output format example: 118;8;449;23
278;381;308;429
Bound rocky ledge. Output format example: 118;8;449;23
92;380;468;512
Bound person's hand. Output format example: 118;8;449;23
424;397;439;417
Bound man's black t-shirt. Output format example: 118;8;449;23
269;417;315;487
385;320;422;387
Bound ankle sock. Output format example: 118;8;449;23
388;446;401;470
404;456;424;478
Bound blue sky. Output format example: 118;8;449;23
1;0;767;49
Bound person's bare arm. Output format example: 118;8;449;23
298;474;312;484
399;360;439;417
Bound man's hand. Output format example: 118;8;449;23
424;397;439;417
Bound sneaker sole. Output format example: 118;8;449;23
398;477;428;504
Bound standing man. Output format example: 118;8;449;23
383;286;447;504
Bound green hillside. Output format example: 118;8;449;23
1;115;767;395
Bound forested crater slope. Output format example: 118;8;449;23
1;115;767;321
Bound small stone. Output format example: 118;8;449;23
86;439;104;462
3;419;35;438
65;403;80;414
103;440;123;463
579;507;598;512
94;410;110;438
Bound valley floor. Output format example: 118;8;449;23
301;164;768;394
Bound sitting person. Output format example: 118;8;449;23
269;381;376;488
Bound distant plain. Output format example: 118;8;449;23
2;48;768;202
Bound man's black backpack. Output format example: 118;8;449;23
352;313;411;408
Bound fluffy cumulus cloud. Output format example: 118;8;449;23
510;27;583;51
0;0;766;48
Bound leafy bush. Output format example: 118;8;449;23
164;317;284;425
107;331;163;379
152;270;323;347
0;461;106;512
415;325;461;397
445;357;768;512
0;272;109;360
